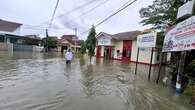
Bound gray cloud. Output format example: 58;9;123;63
0;0;154;39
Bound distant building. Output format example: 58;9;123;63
0;19;22;34
57;35;83;52
23;35;42;46
0;19;43;51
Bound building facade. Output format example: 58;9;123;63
0;19;43;52
95;31;169;65
57;35;83;53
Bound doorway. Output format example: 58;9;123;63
104;46;112;59
96;46;101;58
122;40;132;61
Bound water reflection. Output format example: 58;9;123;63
81;65;94;97
0;52;193;110
64;62;71;82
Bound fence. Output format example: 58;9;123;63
13;44;33;51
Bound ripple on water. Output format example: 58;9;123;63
0;52;193;110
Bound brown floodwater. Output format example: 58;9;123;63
0;52;193;110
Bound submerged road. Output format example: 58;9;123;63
0;52;193;110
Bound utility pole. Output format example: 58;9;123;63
75;28;77;53
46;29;49;52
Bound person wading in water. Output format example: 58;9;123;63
65;49;73;64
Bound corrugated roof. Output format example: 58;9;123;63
112;31;141;40
0;19;22;32
97;31;141;40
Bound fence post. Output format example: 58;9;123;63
176;51;186;94
148;47;154;80
135;47;140;75
156;52;164;84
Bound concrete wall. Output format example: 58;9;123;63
0;43;13;51
131;40;160;64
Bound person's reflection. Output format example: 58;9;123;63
64;63;71;81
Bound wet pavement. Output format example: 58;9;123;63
0;52;194;110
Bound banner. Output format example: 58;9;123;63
137;32;157;48
163;16;195;52
98;36;111;46
177;0;195;19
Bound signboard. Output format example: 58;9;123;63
98;36;111;46
177;0;195;19
163;15;195;52
137;32;157;48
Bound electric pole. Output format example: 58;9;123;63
46;29;49;52
75;28;77;53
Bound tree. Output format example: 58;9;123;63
80;41;86;54
86;25;96;63
42;37;57;50
139;0;185;30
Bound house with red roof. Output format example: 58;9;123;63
57;35;83;52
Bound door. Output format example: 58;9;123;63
96;46;101;58
104;46;112;59
122;40;132;61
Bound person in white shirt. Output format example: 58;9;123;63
65;49;73;64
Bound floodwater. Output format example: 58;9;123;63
0;52;193;110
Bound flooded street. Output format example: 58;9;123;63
0;52;193;110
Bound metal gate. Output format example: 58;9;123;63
13;44;33;51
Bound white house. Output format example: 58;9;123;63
95;31;170;65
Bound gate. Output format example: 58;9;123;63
13;44;33;51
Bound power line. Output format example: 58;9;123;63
22;26;60;31
81;0;137;34
54;0;110;30
23;0;110;30
49;0;60;28
22;0;108;32
36;0;102;27
21;0;137;36
71;0;111;21
96;0;137;27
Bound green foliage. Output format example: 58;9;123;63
185;60;195;76
47;37;57;47
139;0;184;30
156;32;165;46
183;80;194;96
86;25;96;58
80;41;86;54
42;37;57;48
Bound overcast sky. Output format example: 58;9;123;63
0;0;153;39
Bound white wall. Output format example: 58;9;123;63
101;46;104;57
13;28;21;34
131;40;160;64
95;38;161;64
113;41;123;59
